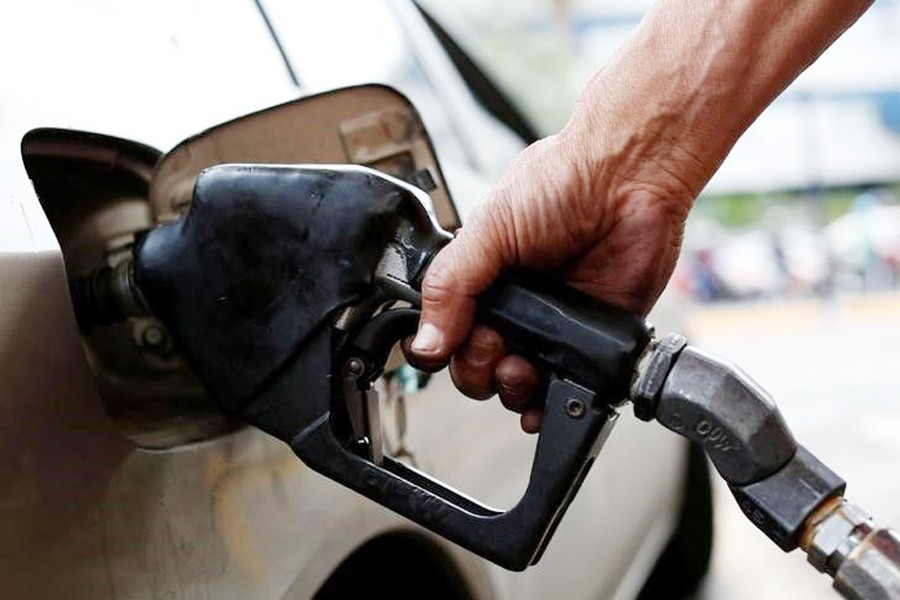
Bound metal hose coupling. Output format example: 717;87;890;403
69;258;151;331
801;497;900;600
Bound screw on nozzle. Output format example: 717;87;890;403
69;258;151;332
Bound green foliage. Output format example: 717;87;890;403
696;185;900;229
469;25;577;134
819;189;860;221
695;194;762;227
420;0;581;135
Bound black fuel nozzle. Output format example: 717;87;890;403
72;163;655;570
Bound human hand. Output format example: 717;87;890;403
406;113;696;432
405;0;872;432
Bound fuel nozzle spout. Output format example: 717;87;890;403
69;258;151;331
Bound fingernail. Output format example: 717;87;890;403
411;322;443;355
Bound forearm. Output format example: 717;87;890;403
411;0;874;395
566;0;873;206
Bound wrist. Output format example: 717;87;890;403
559;72;704;222
561;0;872;216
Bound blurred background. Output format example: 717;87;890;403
422;0;900;597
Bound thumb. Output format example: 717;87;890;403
411;216;508;364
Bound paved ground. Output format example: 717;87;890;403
684;292;900;599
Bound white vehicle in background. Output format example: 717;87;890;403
0;1;709;599
824;194;900;291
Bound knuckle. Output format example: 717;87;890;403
420;257;457;304
465;327;504;364
497;368;528;390
499;393;526;413
497;355;538;385
450;359;494;401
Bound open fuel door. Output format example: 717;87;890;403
150;84;459;229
